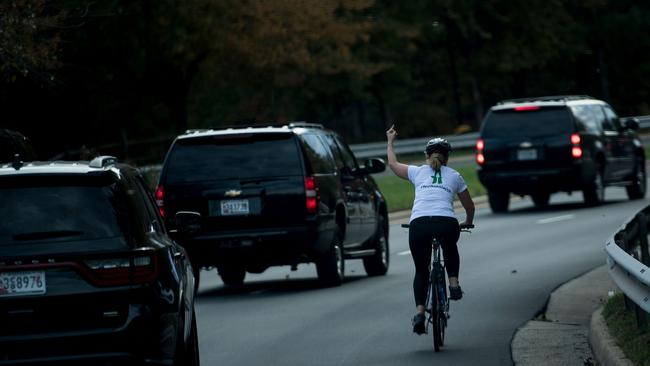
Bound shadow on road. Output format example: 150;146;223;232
197;274;370;299
496;198;630;216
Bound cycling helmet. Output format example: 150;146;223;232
424;138;452;156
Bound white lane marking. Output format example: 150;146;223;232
398;250;411;256
536;214;575;225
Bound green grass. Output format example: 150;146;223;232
375;164;485;213
602;293;650;366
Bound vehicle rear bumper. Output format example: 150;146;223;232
478;162;596;195
180;224;334;269
0;304;176;365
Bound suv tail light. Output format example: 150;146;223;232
84;251;158;286
155;185;165;218
570;133;583;158
304;177;318;214
476;138;485;165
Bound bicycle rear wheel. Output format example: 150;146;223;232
431;280;444;351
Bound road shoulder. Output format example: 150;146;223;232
511;265;633;366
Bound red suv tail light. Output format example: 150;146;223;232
84;251;158;286
155;185;165;218
304;177;318;214
570;133;582;159
476;138;485;165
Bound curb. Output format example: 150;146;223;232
589;307;635;366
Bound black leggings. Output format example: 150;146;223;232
409;216;460;307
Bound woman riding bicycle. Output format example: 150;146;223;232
385;125;475;335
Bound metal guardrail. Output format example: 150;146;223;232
606;205;650;325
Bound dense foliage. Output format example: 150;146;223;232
2;0;650;164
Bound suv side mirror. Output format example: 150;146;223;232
623;117;640;131
175;211;202;235
363;158;386;174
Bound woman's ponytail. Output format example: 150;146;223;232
427;153;444;171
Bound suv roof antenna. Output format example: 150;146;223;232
89;156;118;168
12;154;23;170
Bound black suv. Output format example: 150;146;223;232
157;122;389;286
476;95;645;212
0;129;37;163
0;157;199;365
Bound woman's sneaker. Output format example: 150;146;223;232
412;313;426;335
449;285;463;300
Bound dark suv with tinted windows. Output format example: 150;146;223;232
476;95;645;212
0;156;199;365
157;122;389;287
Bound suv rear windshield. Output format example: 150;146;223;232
165;133;303;184
0;178;132;247
482;107;573;138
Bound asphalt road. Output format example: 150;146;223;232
194;187;649;366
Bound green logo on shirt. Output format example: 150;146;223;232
431;170;443;184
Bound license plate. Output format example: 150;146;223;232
517;149;538;160
0;271;46;297
221;199;250;216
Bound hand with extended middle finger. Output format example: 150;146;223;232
386;124;397;144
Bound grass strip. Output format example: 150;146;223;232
602;293;650;365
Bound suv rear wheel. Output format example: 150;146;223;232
316;227;344;286
583;166;605;206
218;264;246;286
488;190;509;213
626;156;646;200
363;215;389;276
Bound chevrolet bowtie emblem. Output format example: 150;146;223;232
225;189;242;197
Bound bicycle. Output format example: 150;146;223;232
401;222;474;352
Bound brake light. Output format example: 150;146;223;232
84;252;158;286
305;177;318;214
572;147;583;158
514;106;541;111
571;133;581;144
476;139;484;151
570;133;582;159
155;185;165;218
476;138;485;166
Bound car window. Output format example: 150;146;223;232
300;134;336;174
482;107;574;138
602;106;622;131
570;105;600;133
131;174;165;234
593;105;614;131
333;135;358;170
164;133;303;184
0;178;133;247
320;134;346;171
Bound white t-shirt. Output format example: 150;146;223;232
407;165;468;222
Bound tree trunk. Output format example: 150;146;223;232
469;75;484;129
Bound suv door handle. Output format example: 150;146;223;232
173;251;186;260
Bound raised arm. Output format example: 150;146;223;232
457;189;475;227
386;125;409;180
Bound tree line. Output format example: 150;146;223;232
2;0;649;164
